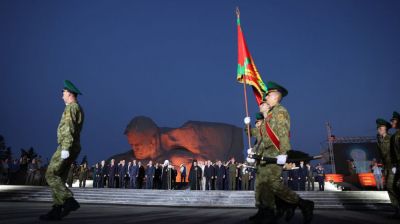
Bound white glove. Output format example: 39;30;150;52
247;148;254;155
244;117;251;125
246;158;255;164
61;150;70;159
393;167;397;174
276;155;287;165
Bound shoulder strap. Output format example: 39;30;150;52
259;112;280;152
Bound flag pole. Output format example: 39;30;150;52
243;77;252;150
236;7;252;150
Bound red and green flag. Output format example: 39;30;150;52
236;15;267;105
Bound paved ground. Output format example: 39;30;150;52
0;202;398;224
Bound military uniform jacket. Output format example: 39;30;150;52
57;102;84;150
391;130;400;166
79;166;89;179
378;134;392;168
259;104;291;158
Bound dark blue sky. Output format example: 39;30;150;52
1;0;399;165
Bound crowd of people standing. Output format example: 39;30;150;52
87;157;325;191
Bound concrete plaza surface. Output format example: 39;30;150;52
0;202;398;224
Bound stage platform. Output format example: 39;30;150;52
0;185;392;210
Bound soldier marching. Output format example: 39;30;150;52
245;81;314;224
377;111;400;219
40;80;84;221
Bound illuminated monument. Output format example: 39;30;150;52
108;116;244;180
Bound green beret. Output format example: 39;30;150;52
391;111;400;121
63;80;82;95
376;118;391;129
266;81;288;98
255;112;264;120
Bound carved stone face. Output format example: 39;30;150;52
126;132;158;159
125;116;160;160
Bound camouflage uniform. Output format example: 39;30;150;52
256;104;299;210
391;129;400;208
228;163;237;190
247;82;313;223
378;133;399;208
45;102;84;205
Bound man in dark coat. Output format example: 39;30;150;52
129;160;138;189
171;166;178;189
214;160;225;190
137;161;145;189
118;160;127;188
288;163;299;191
108;159;117;188
145;161;155;189
306;163;315;191
298;161;307;191
315;164;325;191
92;163;99;188
189;160;202;190
154;163;162;189
98;160;107;188
204;160;214;190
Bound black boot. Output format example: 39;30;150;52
285;204;297;222
61;197;80;217
298;198;314;224
275;198;285;220
275;206;284;220
39;205;62;221
275;196;297;222
262;209;277;224
249;208;265;222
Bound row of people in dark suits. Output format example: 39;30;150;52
92;158;327;191
93;159;179;189
282;162;325;191
92;158;257;191
189;159;256;191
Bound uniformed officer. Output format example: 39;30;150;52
245;81;314;224
389;112;400;218
40;80;84;220
228;158;238;190
241;165;250;190
78;162;89;188
66;163;75;188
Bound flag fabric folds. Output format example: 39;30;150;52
236;16;267;105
